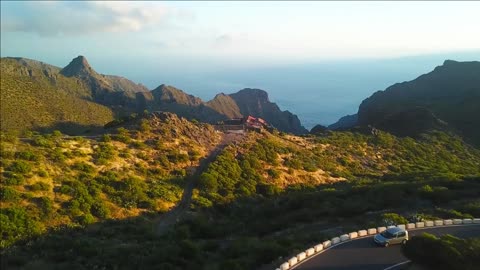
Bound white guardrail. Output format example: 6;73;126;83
276;218;480;270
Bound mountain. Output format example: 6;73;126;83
205;93;242;119
228;88;308;134
328;114;358;130
1;55;307;135
0;57;114;134
60;56;149;109
60;56;307;134
141;86;308;134
374;107;450;137
142;84;225;122
310;124;328;134
358;60;480;145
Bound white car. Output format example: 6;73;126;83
373;227;409;247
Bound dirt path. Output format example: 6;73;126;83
155;132;244;235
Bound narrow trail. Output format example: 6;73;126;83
155;132;243;235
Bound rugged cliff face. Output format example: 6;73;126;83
357;60;480;145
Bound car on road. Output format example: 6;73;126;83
373;227;408;247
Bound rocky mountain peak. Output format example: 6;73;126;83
443;59;458;66
231;88;270;103
151;84;203;106
60;55;95;77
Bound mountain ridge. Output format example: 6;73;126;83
357;59;480;145
1;55;307;134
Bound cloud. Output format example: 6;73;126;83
1;1;172;36
213;34;233;48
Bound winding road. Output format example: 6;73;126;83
293;224;480;270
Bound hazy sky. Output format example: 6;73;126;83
2;1;480;126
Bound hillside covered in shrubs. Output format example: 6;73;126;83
1;112;480;270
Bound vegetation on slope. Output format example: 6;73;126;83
2;119;479;270
1;58;114;134
403;233;480;270
0;112;220;249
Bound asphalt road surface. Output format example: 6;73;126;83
294;224;480;270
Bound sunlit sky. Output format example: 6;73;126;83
2;1;480;65
1;1;480;126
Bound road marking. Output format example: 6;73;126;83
383;260;411;270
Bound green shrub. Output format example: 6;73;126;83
403;234;480;270
267;169;281;179
381;213;408;225
101;134;111;142
136;152;149;160
199;173;218;193
303;162;318;172
130;141;147;149
108;176;148;209
113;128;131;143
167;150;189;163
37;169;48;177
256;183;280;197
2;171;25;185
29;182;50;191
72;162;96;174
49;148;66;162
92;143;115;163
193;196;213;208
119;150;131;158
37;197;54;217
0;207;43;248
188;149;201;161
15;151;39;161
0;148;14;159
32;136;53;148
139;119;151;132
76;213;96;226
173;169;187;177
284;158;302;169
7;160;32;174
91;201;110;218
0;187;21;202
